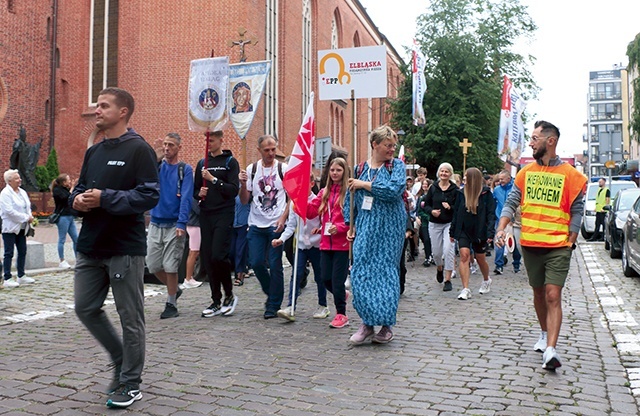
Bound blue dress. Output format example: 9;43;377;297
344;158;406;326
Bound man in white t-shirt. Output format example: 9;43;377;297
239;135;289;319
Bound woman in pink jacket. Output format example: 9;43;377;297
307;157;351;329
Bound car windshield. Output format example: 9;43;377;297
587;182;637;201
617;190;640;210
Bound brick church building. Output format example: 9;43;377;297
1;0;404;189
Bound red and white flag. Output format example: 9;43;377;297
398;145;406;163
283;92;315;221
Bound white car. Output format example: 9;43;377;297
582;179;638;239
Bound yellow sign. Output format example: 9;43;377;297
604;160;616;169
523;171;564;207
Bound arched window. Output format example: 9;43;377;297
89;0;119;105
331;8;342;49
265;0;279;137
302;0;312;112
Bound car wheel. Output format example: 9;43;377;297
610;233;621;259
622;240;637;277
581;223;593;240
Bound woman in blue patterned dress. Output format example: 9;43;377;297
344;125;406;345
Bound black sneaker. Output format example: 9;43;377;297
264;310;277;319
493;267;503;275
220;294;238;316
202;303;222;318
436;269;444;283
443;280;452;291
160;302;179;319
422;259;430;267
106;384;142;408
106;362;122;394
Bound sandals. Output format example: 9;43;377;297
234;277;244;286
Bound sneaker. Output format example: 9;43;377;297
478;278;492;294
3;279;19;288
436;269;444;283
422;259;431;267
443;280;452;292
313;306;330;319
221;294;238;316
106;384;142;408
470;261;478;274
457;288;471;300
534;332;547;352
106;362;122;394
263;310;277;319
372;326;394;344
429;255;436;265
493;266;503;275
17;276;35;284
59;260;71;269
160;302;179;319
329;313;349;328
542;347;562;371
183;279;202;288
349;323;375;345
201;303;222;318
277;306;295;322
451;270;457;279
514;267;521;273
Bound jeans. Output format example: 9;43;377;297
3;230;27;280
230;225;248;275
56;215;78;261
74;253;146;388
287;247;325;308
494;220;521;269
321;250;349;315
247;225;284;312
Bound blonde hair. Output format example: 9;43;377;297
369;125;397;148
318;157;349;216
463;168;483;215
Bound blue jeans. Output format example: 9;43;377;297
230;225;248;274
3;230;27;280
57;215;78;260
247;225;284;313
287;247;325;308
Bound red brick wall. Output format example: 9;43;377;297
0;1;52;172
1;0;403;183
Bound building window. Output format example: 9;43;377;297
353;31;360;47
302;0;311;114
265;0;279;138
89;0;119;105
589;103;622;121
331;9;341;49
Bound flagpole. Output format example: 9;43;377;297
290;215;302;317
349;89;356;267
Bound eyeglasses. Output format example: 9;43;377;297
530;135;552;143
381;143;398;150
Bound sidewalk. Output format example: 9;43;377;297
0;244;638;414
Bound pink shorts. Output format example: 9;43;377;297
186;225;201;251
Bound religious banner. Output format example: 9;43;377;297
497;75;527;164
318;45;387;100
228;60;271;139
412;40;426;126
188;57;229;132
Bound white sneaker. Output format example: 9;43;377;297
59;260;71;269
542;346;562;370
534;332;547;352
457;288;471;300
182;279;203;289
470;260;478;274
277;306;295;322
3;279;19;288
451;270;457;279
17;276;35;284
478;278;492;294
312;306;330;319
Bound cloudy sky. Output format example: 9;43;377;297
360;0;640;157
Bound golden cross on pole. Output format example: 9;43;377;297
227;27;258;63
459;138;472;172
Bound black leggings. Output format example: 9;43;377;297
200;211;234;304
321;250;349;315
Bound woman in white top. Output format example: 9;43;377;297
0;169;36;288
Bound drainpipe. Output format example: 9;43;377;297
49;0;58;149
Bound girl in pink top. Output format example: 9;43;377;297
307;157;350;329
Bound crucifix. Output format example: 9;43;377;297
227;27;258;63
459;137;472;172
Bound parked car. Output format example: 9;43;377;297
621;196;640;276
582;178;637;239
604;188;640;258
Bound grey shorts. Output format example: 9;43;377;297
146;224;185;274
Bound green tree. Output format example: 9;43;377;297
34;148;60;191
627;32;640;143
389;0;538;177
46;147;60;180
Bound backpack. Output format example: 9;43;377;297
353;158;395;179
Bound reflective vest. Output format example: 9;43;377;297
595;187;609;212
514;162;587;248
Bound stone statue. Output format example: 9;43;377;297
10;125;42;191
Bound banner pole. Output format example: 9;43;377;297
290;215;301;317
349;89;356;266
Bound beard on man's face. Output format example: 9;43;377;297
533;143;547;160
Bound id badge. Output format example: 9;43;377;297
362;196;373;210
324;222;333;235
